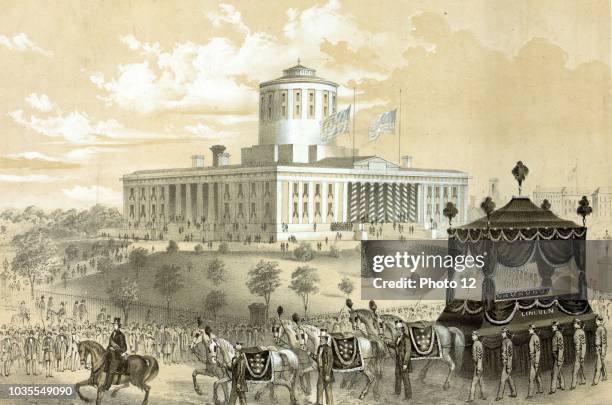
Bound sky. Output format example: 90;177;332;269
0;0;610;209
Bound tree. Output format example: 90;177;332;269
194;244;204;255
246;260;282;321
577;196;593;226
166;240;179;253
61;271;69;289
97;256;113;279
443;202;459;226
10;229;55;298
289;266;320;315
540;199;551;211
217;242;230;254
294;242;315;261
106;277;139;325
153;264;185;318
511;161;529;195
129;247;148;279
203;289;227;320
64;244;79;262
337;276;355;298
206;258;228;286
480;197;496;227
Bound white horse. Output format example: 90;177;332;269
282;320;386;400
189;331;231;402
207;336;300;405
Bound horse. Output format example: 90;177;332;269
190;330;231;402
207;336;299;405
271;317;318;395
284;319;386;400
75;340;159;405
347;302;464;390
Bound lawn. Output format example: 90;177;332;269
58;244;365;318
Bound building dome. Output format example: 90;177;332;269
258;62;338;146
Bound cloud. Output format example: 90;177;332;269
184;122;236;139
0;33;52;56
8;109;123;144
25;93;55;112
62;185;122;206
0;152;80;170
0;174;60;183
90;1;386;115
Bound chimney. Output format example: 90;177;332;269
401;155;413;168
191;155;205;168
210;145;226;167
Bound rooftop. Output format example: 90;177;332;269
260;62;338;88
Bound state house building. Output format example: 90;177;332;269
121;64;469;241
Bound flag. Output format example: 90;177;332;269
368;109;396;141
320;106;351;143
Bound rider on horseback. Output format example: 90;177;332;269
101;317;128;390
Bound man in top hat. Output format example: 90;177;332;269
571;318;586;389
593;315;607;385
495;327;517;400
527;324;543;398
309;328;334;405
467;330;485;402
550;321;565;393
102;317;127;390
385;320;412;401
24;329;38;375
229;342;247;405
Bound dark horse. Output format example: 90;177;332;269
75;340;159;405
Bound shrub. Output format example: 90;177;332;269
166;240;179;253
294;243;315;262
194;244;204;255
329;245;340;258
217;241;230;254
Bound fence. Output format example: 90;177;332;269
4;287;249;326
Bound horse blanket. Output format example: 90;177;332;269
242;347;272;382
407;323;441;360
330;332;364;372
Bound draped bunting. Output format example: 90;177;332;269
448;227;586;243
443;298;591;325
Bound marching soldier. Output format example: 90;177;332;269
229;342;247;405
593;315;607;385
527;324;543;398
385;320;412;401
570;318;586;389
550;321;565;393
24;329;37;375
309;328;334;405
467;330;485;402
495;327;517;400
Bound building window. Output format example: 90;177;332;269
281;91;287;118
251;182;257;197
251;202;256;218
293;202;298;215
332;92;337;113
224;184;230;199
293;183;299;196
303;202;308;216
323;91;329;116
293;90;302;118
315;202;321;216
129;188;135;200
315;184;321;196
268;93;273;120
238;184;244;198
265;202;271;218
328;184;333;197
224;203;230;219
303;183;308;196
265;182;271;197
308;90;315;118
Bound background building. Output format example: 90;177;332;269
121;64;469;241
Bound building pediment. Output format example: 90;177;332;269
353;156;400;171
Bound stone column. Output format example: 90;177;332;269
297;181;303;224
439;184;446;227
416;184;422;224
163;184;169;222
207;183;215;224
196;183;203;224
333;182;340;222
276;181;282;231
462;185;469;224
185;183;193;224
307;181;314;225
321;181;328;224
176;184;183;220
123;185;129;224
343;182;349;222
288;181;294;224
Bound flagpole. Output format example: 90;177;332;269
352;87;356;164
398;88;402;166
